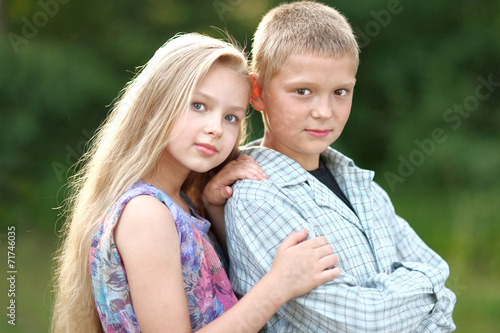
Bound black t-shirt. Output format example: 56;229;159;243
308;157;356;214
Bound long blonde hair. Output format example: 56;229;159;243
51;33;249;332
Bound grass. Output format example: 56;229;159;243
1;187;499;332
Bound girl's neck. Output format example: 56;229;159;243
143;152;191;213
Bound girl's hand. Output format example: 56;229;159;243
202;155;268;207
202;155;267;253
268;229;340;301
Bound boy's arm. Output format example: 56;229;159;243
392;219;456;332
226;183;456;332
375;183;457;331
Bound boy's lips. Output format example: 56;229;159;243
195;143;218;156
304;129;331;138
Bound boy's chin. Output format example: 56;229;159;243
303;140;336;153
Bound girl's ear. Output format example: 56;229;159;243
249;74;265;112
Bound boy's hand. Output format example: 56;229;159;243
202;155;268;207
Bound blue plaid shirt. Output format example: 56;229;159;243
225;143;456;332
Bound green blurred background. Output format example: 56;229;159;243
1;0;499;331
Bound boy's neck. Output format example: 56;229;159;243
260;136;321;171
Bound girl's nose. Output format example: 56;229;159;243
205;115;223;138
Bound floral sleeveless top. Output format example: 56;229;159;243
89;182;238;332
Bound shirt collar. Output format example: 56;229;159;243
240;139;376;228
241;139;359;185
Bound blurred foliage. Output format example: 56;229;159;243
0;0;499;331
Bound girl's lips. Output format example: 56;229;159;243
305;129;331;138
195;143;218;156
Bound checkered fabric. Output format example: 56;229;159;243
225;142;456;332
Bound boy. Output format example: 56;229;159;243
225;1;456;332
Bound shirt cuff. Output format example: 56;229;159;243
392;261;446;294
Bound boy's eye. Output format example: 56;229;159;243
192;102;206;111
334;89;347;96
296;89;311;96
225;114;239;123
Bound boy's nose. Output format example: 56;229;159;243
311;97;333;119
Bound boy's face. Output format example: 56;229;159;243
252;53;357;170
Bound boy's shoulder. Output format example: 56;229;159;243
232;140;390;209
238;140;308;184
239;139;357;178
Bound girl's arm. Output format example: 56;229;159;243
202;155;267;253
198;228;339;333
115;195;339;333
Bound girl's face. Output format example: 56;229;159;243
165;65;249;175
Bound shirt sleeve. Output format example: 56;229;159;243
372;183;457;332
226;181;456;332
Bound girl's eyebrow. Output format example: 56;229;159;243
192;91;214;101
192;92;247;113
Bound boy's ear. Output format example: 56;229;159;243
249;73;265;112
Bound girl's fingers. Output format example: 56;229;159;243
233;156;267;179
272;231;341;299
313;243;334;258
224;186;233;198
236;155;259;164
215;165;264;186
297;235;328;250
319;253;339;270
319;265;341;283
278;229;308;250
221;160;267;183
204;157;267;206
295;236;339;271
238;164;267;180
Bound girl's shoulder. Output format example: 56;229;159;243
122;182;210;229
98;181;210;243
113;181;181;219
121;181;175;207
120;193;174;227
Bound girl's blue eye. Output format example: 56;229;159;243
335;89;347;96
225;114;238;123
192;102;206;111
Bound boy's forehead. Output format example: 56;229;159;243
278;52;358;76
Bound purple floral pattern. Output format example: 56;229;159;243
89;182;238;332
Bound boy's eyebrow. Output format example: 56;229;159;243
284;79;356;87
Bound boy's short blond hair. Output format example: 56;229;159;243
252;1;359;91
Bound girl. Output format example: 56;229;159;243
52;33;339;332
